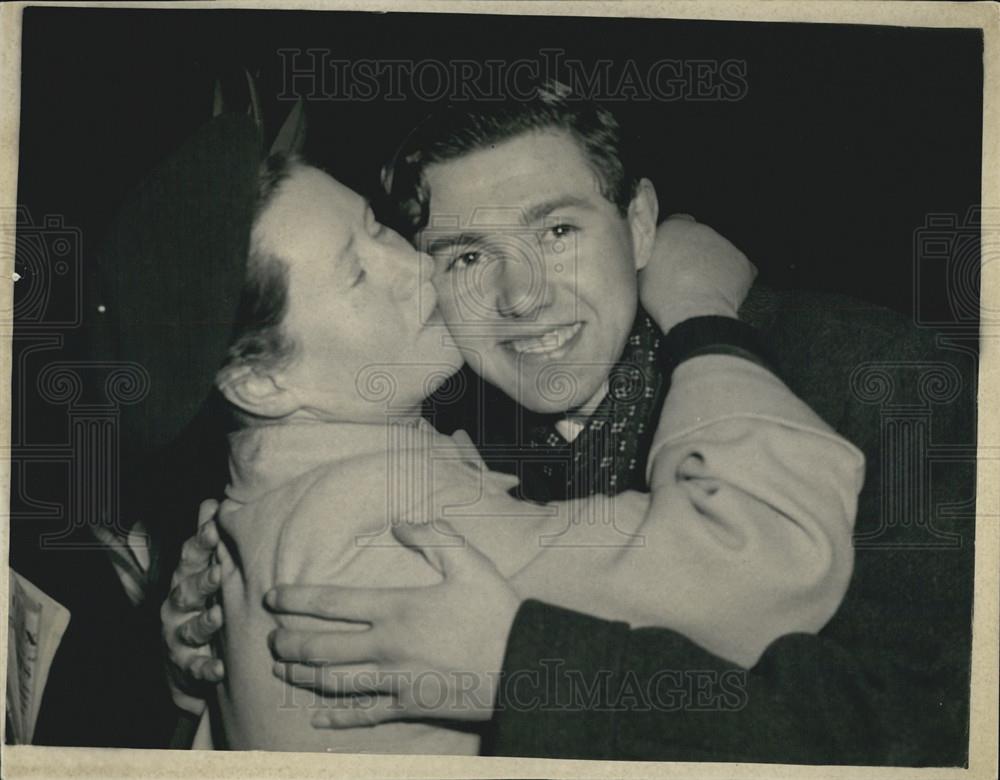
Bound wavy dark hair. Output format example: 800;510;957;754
380;79;640;238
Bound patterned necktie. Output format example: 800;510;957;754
515;306;669;503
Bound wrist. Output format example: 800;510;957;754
485;593;523;713
661;315;774;374
643;293;739;334
483;600;629;758
166;663;209;716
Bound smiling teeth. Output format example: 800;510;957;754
509;323;582;354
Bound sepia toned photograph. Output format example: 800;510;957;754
1;2;997;778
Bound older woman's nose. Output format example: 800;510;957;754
389;249;433;302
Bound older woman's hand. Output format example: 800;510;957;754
161;499;226;714
266;520;521;728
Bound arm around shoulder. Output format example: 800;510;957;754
632;354;864;663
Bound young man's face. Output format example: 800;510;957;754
420;129;656;414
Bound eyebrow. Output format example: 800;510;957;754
521;195;596;225
425;231;486;256
424;194;595;255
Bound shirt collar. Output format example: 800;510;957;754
554;379;610;442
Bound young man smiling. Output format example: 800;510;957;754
419;129;656;420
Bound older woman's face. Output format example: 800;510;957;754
255;165;462;419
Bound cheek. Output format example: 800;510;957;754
433;283;464;326
452;334;488;372
574;250;638;349
570;240;638;308
308;302;367;362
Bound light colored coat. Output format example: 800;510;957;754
209;354;864;753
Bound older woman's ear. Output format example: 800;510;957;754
216;364;300;419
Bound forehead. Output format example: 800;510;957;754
254;166;361;260
422;130;607;221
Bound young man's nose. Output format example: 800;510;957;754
495;255;549;318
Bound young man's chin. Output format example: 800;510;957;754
507;374;606;416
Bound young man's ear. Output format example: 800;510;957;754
627;178;659;272
216;363;300;419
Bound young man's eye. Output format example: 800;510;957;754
351;268;366;287
446;250;483;272
549;223;577;239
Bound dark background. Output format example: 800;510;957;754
8;6;984;748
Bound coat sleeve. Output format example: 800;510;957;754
504;354;865;667
486;600;942;764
